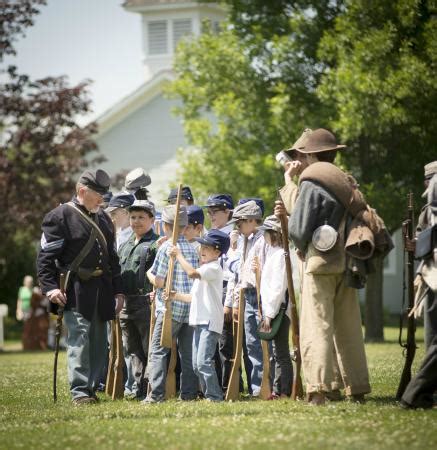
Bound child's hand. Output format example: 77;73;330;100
167;245;180;258
251;257;259;273
149;290;155;303
260;317;272;333
162;290;176;302
230;230;239;250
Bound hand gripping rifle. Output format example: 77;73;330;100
278;199;304;400
254;256;272;400
396;192;417;399
53;272;67;403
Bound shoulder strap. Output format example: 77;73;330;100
69;228;98;273
138;240;154;293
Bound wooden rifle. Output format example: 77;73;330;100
146;291;156;397
53;272;66;403
396;192;417;399
225;288;245;401
105;318;124;400
160;184;182;398
278;199;304;400
254;256;272;400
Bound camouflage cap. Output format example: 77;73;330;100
161;205;188;227
227;200;262;224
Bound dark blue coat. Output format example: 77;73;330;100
37;197;123;321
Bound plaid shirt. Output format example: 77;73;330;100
150;235;199;323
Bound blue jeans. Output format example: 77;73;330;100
193;325;223;401
244;288;263;396
148;312;198;401
64;308;108;400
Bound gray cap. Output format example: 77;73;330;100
128;199;156;216
161;205;188;227
228;200;262;224
257;215;282;233
124;167;151;193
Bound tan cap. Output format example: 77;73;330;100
161;205;188;226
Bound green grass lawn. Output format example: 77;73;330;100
1;327;435;450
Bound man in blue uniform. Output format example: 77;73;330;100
37;169;125;405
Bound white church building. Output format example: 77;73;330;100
96;0;225;203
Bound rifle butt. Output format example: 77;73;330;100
291;357;304;400
259;340;271;400
165;339;177;399
225;290;245;401
112;319;125;400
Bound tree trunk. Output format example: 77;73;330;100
364;255;385;342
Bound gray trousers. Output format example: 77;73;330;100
64;307;107;400
148;312;198;401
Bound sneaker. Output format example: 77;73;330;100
72;396;96;406
141;396;163;404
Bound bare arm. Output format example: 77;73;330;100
147;268;165;288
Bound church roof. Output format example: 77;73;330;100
96;69;175;137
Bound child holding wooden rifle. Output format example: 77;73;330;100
254;215;293;398
145;205;199;403
168;229;230;402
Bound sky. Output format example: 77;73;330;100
4;0;145;121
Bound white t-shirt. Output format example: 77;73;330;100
260;246;291;320
189;260;224;334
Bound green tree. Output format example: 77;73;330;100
167;1;342;205
0;1;101;316
168;0;437;340
317;0;437;340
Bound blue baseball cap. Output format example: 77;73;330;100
105;193;135;212
103;191;113;204
187;205;205;225
238;197;265;216
167;186;193;203
205;194;234;210
195;229;230;255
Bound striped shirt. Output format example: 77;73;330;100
150;235;199;323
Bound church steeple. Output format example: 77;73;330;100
123;1;225;80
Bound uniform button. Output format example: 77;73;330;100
99;252;103;256
98;259;102;263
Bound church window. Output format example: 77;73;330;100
148;20;168;55
172;19;192;50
